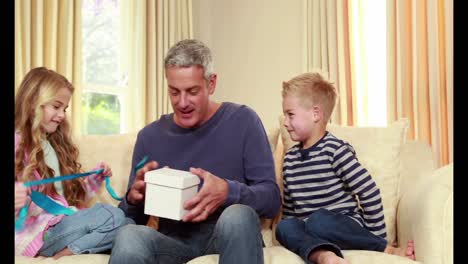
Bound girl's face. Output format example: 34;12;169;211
282;94;316;144
41;87;72;134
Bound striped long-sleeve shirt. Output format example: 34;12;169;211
282;132;387;239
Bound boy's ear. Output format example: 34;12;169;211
312;106;323;123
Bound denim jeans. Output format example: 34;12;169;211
275;208;387;263
38;203;133;256
109;204;264;264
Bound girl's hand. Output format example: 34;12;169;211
85;162;113;193
96;161;113;178
15;182;30;211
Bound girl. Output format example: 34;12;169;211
14;67;131;259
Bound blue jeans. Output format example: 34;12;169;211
275;208;387;263
38;203;133;256
109;204;264;264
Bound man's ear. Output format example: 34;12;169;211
208;74;217;95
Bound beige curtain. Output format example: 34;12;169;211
15;0;82;137
387;0;453;167
120;0;192;132
304;0;355;126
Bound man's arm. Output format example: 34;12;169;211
223;109;281;218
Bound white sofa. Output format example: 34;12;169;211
15;119;453;264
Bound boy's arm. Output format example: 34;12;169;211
333;144;387;238
280;177;294;219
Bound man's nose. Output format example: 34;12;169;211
179;93;188;107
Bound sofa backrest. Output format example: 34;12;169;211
74;119;434;247
74;133;137;206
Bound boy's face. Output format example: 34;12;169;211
282;95;316;144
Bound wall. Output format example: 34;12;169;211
192;0;305;130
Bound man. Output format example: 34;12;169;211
109;39;281;264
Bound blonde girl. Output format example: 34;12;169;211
14;67;131;259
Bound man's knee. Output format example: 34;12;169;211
217;204;260;236
113;225;153;250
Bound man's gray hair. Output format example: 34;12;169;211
164;39;214;81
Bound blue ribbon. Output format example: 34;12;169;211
23;169;104;188
15;156;149;232
134;156;148;173
105;155;148;201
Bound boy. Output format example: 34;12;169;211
276;72;415;264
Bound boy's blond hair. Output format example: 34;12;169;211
282;71;338;123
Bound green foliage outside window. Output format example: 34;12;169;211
82;93;120;135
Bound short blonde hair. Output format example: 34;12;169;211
282;71;338;123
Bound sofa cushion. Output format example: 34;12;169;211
279;118;409;245
74;133;137;206
14;254;110;263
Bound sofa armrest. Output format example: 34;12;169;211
399;140;435;196
396;163;453;264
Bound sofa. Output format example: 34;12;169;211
15;118;453;264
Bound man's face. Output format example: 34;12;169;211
166;65;216;129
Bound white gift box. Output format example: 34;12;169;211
144;168;200;220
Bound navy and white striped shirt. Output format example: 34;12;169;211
282;132;387;238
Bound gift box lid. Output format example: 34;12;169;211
144;168;200;189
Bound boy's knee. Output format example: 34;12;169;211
305;209;337;235
275;218;302;239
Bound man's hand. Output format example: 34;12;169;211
127;161;159;205
182;167;228;222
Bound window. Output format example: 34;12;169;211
351;0;387;126
81;0;127;134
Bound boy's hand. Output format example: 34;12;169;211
127;161;158;206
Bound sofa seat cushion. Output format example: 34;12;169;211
15;254;110;264
343;250;421;264
185;248;422;264
14;249;421;264
186;246;304;264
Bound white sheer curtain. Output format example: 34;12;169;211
120;0;193;132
